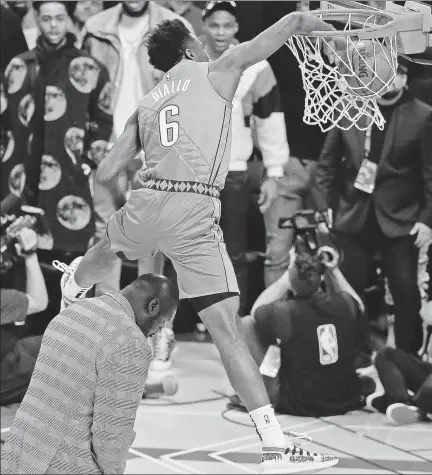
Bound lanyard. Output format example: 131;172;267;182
364;126;372;160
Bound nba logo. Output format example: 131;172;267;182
317;324;339;366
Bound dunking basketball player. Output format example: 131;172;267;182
54;12;339;473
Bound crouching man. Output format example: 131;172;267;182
1;274;178;474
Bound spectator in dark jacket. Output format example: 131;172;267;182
3;1;113;270
312;60;432;356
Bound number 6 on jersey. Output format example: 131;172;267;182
159;105;179;147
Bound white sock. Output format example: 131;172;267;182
249;405;286;448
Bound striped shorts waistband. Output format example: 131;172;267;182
141;179;220;198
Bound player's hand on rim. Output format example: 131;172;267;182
293;11;345;64
294;11;336;35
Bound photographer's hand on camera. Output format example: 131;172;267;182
318;246;340;270
15;228;38;257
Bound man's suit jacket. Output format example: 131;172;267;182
1;292;152;475
312;96;432;238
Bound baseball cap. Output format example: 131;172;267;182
202;1;237;21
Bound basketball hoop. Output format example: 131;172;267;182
286;9;399;131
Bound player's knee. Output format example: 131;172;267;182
199;295;241;344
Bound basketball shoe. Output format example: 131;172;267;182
53;257;91;310
150;327;175;371
260;433;338;474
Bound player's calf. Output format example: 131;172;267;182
74;234;118;288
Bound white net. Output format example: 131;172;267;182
286;10;398;131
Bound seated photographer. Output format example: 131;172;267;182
366;301;432;424
236;244;365;417
1;226;48;406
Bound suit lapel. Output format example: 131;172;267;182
346;127;365;167
379;104;399;168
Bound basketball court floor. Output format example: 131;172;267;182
2;339;430;474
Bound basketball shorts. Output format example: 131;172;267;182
106;186;239;300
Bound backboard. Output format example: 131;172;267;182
319;1;432;64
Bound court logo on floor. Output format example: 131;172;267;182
317;324;339;365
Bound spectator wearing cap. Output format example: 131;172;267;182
200;0;289;316
80;1;195;299
312;59;432;356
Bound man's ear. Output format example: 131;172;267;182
148;298;160;316
184;48;196;61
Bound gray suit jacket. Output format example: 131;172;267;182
1;292;152;474
312;96;432;237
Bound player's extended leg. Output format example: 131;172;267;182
196;295;338;474
53;233;119;309
55;193;159;309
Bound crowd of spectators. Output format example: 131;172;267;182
1;0;431;422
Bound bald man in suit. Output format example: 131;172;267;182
1;273;178;475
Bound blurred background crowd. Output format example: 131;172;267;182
1;0;431;423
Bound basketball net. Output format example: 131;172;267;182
286;10;398;131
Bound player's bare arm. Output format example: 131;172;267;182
96;109;141;210
208;12;334;101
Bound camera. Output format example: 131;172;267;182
279;209;327;252
279;209;339;267
1;205;47;274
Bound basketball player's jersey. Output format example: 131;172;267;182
138;60;232;189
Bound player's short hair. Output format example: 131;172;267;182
289;251;324;297
146;19;193;73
